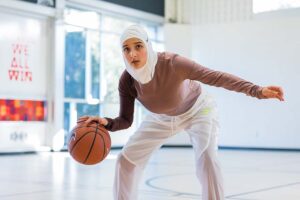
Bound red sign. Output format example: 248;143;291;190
0;99;46;121
8;42;33;82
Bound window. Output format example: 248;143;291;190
253;0;300;13
63;8;164;146
64;29;86;99
64;9;101;134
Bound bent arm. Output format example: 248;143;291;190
104;71;136;131
105;94;135;131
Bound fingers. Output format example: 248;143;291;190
273;94;283;101
77;116;96;124
77;116;107;126
267;86;285;101
277;94;285;101
274;90;284;101
86;117;98;124
268;86;284;95
271;92;284;101
277;87;284;95
86;116;105;125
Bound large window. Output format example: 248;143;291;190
64;9;102;135
253;0;300;13
63;8;164;144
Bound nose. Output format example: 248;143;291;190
129;50;137;58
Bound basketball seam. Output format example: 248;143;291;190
69;131;94;154
83;127;98;164
95;123;107;162
96;127;111;142
97;130;107;161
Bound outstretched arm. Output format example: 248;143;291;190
173;55;284;100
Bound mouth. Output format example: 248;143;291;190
131;60;140;65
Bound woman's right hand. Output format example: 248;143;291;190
77;115;108;126
261;86;284;101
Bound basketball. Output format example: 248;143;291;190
68;121;111;165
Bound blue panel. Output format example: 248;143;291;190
64;32;86;99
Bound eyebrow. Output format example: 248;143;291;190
122;41;143;48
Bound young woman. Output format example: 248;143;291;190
80;25;284;200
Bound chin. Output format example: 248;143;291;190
132;63;143;69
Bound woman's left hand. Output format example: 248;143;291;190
262;86;284;101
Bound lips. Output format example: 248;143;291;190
132;60;140;64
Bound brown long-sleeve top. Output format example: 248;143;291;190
105;52;265;132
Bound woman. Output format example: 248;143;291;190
80;25;284;200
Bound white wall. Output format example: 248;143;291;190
164;6;300;149
0;4;54;152
164;24;192;57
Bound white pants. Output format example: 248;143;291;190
113;92;224;200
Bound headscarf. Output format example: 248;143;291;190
120;25;158;84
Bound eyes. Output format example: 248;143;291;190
123;44;144;54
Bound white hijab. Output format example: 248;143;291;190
120;25;158;84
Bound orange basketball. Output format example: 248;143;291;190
68;121;111;165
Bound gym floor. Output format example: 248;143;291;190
0;148;299;200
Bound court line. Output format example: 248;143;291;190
145;173;202;198
0;190;52;198
226;181;300;198
146;173;300;199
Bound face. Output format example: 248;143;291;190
122;38;147;69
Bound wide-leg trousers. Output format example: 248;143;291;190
113;92;224;200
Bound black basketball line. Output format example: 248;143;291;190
83;129;97;164
95;126;111;154
95;132;110;148
95;126;110;139
92;124;109;162
97;130;107;161
95;132;110;139
94;123;107;161
69;131;95;154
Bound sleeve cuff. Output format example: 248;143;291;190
257;86;267;99
104;117;113;130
